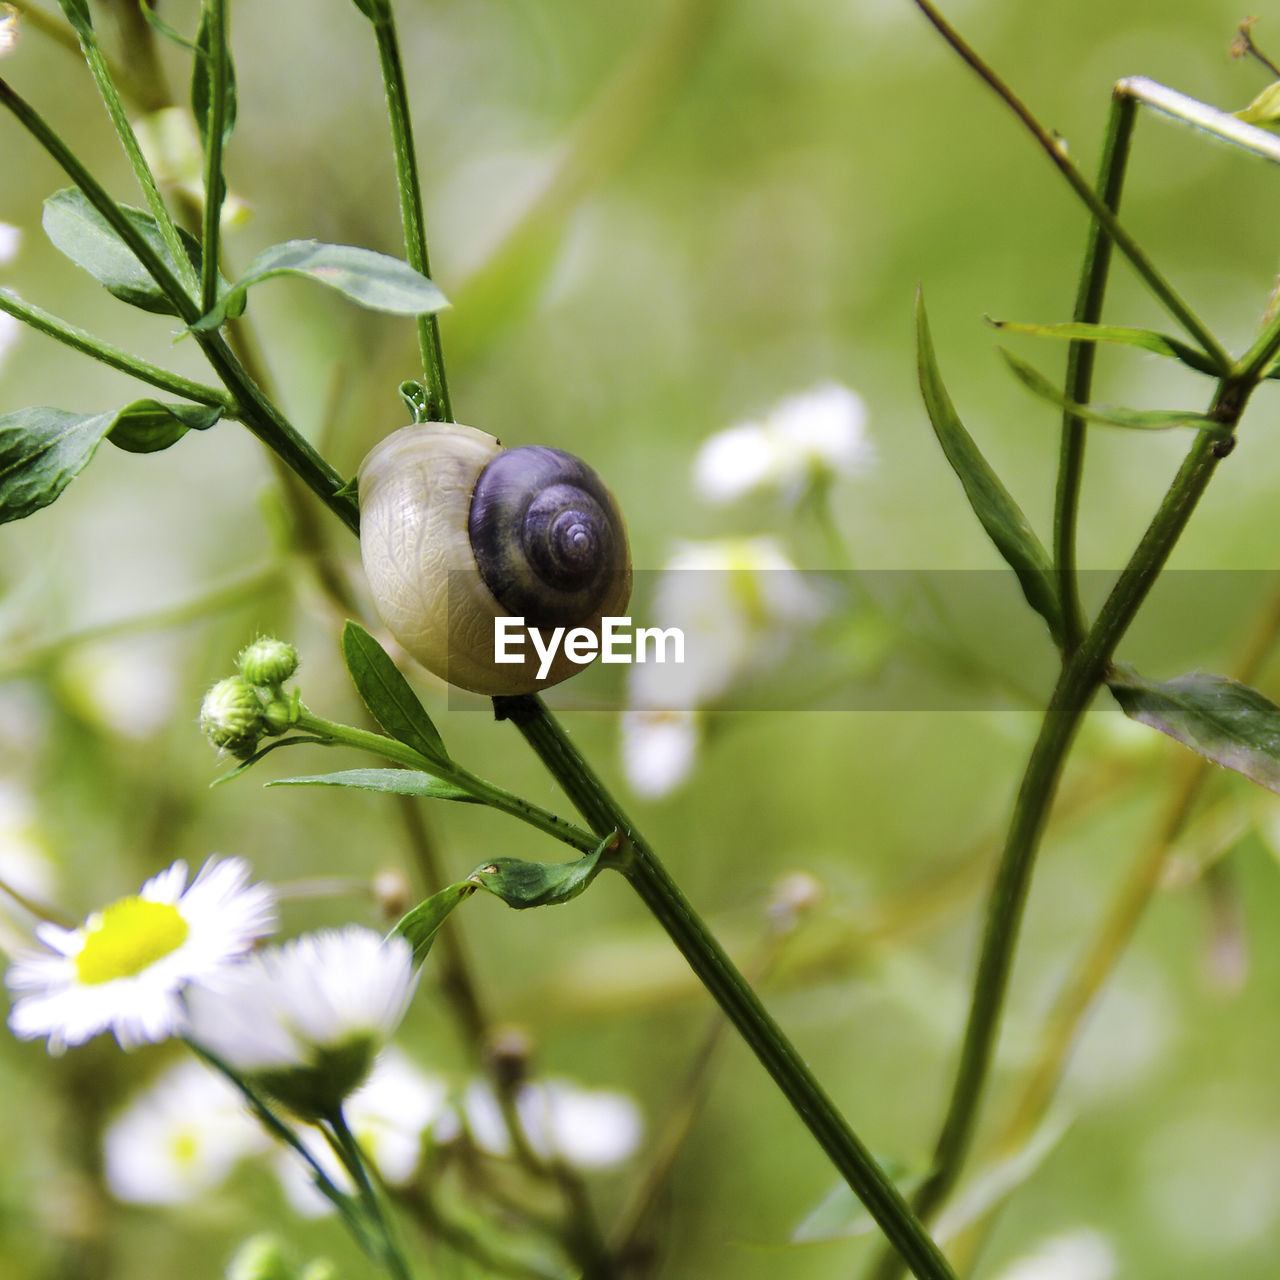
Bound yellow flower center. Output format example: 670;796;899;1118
74;897;190;985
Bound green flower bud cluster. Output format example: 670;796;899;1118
199;638;301;758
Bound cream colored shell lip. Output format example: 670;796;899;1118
358;422;632;697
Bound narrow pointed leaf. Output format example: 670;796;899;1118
793;1162;926;1243
42;188;200;316
1108;665;1280;793
53;0;92;35
349;0;390;18
916;292;1062;644
266;768;475;802
393;882;476;967
341;621;450;766
1236;81;1280;128
139;1;199;51
467;834;616;909
191;240;449;331
107;400;223;453
999;348;1222;433
192;0;237;146
987;318;1222;378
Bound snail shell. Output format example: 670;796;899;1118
358;423;632;695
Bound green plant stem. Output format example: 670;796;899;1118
199;0;229;315
327;1108;416;1280
365;5;451;421
291;708;598;855
59;1;200;296
0;289;234;409
908;0;1229;371
0;76;360;534
868;385;1250;1280
1053;91;1135;654
492;695;957;1280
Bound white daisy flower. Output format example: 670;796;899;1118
0;10;17;60
693;381;872;505
5;856;277;1055
464;1077;643;1170
273;1047;453;1217
185;926;418;1118
0;221;19;264
989;1228;1116;1280
103;1057;267;1205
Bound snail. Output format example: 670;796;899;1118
358;422;632;696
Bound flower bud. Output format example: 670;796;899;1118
261;691;300;735
237;638;299;688
199;676;265;755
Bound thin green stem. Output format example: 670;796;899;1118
59;2;200;296
326;1109;415;1280
909;0;1231;371
0;76;360;534
868;385;1250;1280
492;695;957;1280
1053;92;1135;654
365;6;452;420
0;289;234;409
199;0;230;316
292;709;598;855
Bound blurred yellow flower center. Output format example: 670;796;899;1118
74;898;189;985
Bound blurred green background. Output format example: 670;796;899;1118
4;0;1280;1277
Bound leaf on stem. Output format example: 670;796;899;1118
341;621;451;767
392;882;476;967
192;1;237;146
138;2;199;52
190;240;450;331
1236;81;1280;128
53;0;93;37
467;832;618;909
986;318;1224;379
42;188;208;317
999;348;1223;433
1108;665;1280;794
348;0;391;19
916;292;1063;645
107;400;223;453
0;400;222;523
266;767;475;802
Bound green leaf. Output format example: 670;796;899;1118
0;406;113;524
915;291;1063;645
266;768;475;802
392;882;476;967
986;317;1223;378
349;0;390;19
1236;80;1280;128
999;348;1223;433
341;621;450;767
191;240;450;331
0;399;221;521
42;188;200;317
1108;665;1280;795
467;833;617;909
138;1;199;51
53;0;92;36
107;400;223;453
192;1;237;147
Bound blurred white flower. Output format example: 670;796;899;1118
5;856;276;1055
0;222;20;264
619;709;701;799
0;8;17;59
464;1077;643;1170
0;780;57;916
693;382;871;505
103;1057;266;1204
59;635;181;742
990;1229;1116;1280
627;538;828;711
185;927;418;1117
273;1048;453;1217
